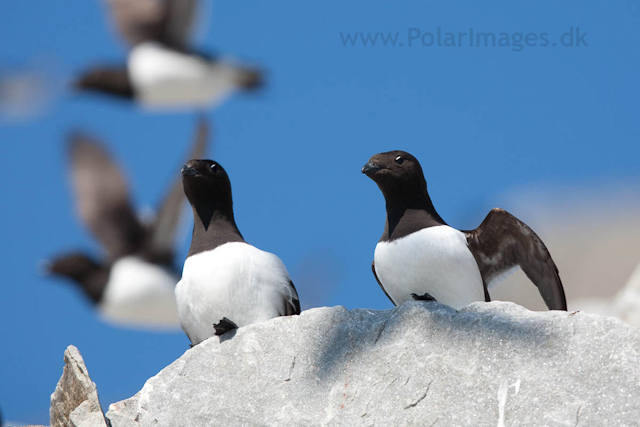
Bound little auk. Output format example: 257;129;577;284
362;150;567;311
75;0;262;110
45;118;209;329
176;158;300;345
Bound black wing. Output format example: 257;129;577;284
464;208;567;311
281;280;301;316
162;0;199;49
45;252;109;304
103;0;198;49
147;117;209;264
372;261;396;305
68;133;145;261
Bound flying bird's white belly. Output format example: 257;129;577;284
175;242;296;345
100;256;180;330
128;42;239;109
374;226;485;309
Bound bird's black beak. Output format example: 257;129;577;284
361;161;381;176
181;165;199;177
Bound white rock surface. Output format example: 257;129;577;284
106;302;640;427
50;345;107;427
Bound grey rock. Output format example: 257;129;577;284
50;345;107;427
104;393;141;427
106;302;640;427
69;401;107;427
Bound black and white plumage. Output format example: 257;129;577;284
75;0;262;110
45;119;209;329
176;159;300;345
362;150;567;311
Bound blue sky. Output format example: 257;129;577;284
1;0;639;423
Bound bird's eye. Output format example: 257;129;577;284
395;156;404;165
210;163;217;171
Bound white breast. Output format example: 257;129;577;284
128;42;240;109
373;225;484;309
175;242;296;345
100;256;180;330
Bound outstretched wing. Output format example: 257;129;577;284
281;280;301;316
148;117;209;263
162;0;199;49
45;252;108;304
464;208;567;311
103;0;199;49
372;261;396;305
69;133;145;261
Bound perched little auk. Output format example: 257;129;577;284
45;119;209;329
176;158;300;345
362;150;567;311
75;0;262;110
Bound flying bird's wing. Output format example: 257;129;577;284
281;280;301;316
464;208;567;310
103;0;198;49
103;0;166;47
148;117;209;263
162;0;199;49
69;133;145;261
372;261;396;305
45;252;108;304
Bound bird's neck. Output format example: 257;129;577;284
188;205;244;257
382;190;447;242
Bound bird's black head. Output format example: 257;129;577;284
362;151;446;237
182;159;234;229
362;151;427;200
181;158;232;203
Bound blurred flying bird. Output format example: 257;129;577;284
362;150;567;311
45;118;209;330
75;0;262;110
